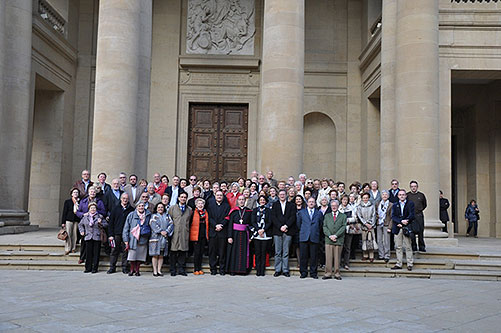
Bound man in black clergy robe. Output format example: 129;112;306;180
206;190;231;275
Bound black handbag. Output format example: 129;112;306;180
402;226;413;238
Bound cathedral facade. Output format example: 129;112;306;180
0;0;501;240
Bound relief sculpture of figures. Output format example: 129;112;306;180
187;0;256;55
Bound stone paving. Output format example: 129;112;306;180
0;270;500;332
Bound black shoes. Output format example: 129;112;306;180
283;272;290;277
171;272;177;277
220;271;225;276
407;266;413;271
391;265;402;270
122;268;129;274
334;276;342;280
211;271;217;276
91;270;98;274
128;271;134;276
83;270;91;273
300;274;307;279
322;276;332;280
179;272;187;276
384;259;389;263
311;275;318;279
273;272;281;277
107;268;115;274
419;248;426;252
135;272;141;276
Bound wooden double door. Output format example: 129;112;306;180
188;104;248;181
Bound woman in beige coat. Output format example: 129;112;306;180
357;192;376;262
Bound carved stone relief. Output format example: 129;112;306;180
186;0;255;55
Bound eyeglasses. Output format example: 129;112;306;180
391;183;398;185
190;178;197;181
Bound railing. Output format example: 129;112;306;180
36;0;66;37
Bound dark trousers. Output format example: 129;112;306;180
412;214;426;251
79;238;86;261
192;237;208;271
254;239;271;276
170;251;187;274
209;237;227;273
299;241;318;277
467;220;478;236
84;239;101;272
342;233;354;266
109;235;128;271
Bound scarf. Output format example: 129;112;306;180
197;209;206;221
256;206;266;229
138;211;146;225
72;197;79;214
88;212;97;227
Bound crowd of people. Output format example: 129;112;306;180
61;169;465;279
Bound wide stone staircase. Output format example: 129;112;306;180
1;230;501;280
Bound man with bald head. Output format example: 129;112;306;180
152;172;167;196
107;193;134;274
103;178;123;217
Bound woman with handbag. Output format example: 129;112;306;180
61;188;81;255
149;202;174;277
78;202;107;273
357;192;377;262
123;201;152;276
339;194;359;270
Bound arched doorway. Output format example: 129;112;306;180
303;112;336;179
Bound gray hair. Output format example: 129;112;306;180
381;190;389;195
147;182;155;189
195;198;205;205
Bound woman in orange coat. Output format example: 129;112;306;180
190;198;209;275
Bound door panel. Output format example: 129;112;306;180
188;104;248;181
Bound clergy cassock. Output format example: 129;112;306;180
226;206;253;275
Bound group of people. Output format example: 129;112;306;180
62;169;461;278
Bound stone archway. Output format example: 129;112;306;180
303;112;336;179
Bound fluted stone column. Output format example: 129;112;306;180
0;0;33;228
380;0;397;187
92;0;152;178
395;0;447;238
260;0;304;180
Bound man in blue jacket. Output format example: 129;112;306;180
391;189;415;271
297;197;323;279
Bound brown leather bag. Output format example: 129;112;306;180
57;228;68;241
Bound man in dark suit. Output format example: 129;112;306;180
391;189;415;271
107;193;134;274
123;174;144;208
103;178;123;217
271;189;296;277
95;172;111;200
206;190;231;275
388;179;400;204
165;175;186;207
296;197;322;279
72;169;93;199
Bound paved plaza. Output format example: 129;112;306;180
0;270;500;332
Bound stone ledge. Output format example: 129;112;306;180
0;225;39;236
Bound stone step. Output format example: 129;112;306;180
0;259;499;281
0;250;455;269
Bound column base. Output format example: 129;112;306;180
0;210;30;226
0;210;38;235
424;237;458;247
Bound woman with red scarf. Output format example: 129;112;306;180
226;195;253;275
190;198;209;275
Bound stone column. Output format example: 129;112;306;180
260;0;304;180
0;0;33;228
380;0;397;187
91;0;152;178
395;0;447;239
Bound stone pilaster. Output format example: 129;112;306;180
395;0;448;239
0;0;33;228
260;0;304;180
380;0;397;187
91;0;152;178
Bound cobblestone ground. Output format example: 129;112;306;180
0;271;500;332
